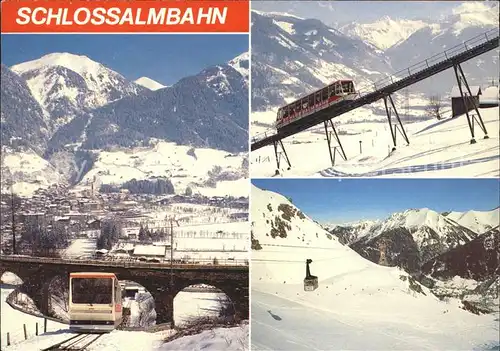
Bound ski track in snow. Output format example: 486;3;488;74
320;154;500;177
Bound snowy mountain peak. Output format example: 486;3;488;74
134;77;166;91
340;17;430;50
446;208;499;234
228;52;249;79
251;184;339;247
450;2;499;35
10;52;143;131
12;52;112;78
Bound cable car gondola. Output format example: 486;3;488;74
304;259;318;291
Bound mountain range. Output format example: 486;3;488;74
326;207;498;271
251;4;499;113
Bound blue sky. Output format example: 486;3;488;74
1;34;248;86
252;1;497;25
252;179;500;224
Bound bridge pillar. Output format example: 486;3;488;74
221;285;249;322
273;140;291;175
452;63;489;143
323;119;347;166
19;271;52;316
383;95;410;151
150;291;174;327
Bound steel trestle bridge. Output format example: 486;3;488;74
251;28;499;173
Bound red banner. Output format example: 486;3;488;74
1;0;250;33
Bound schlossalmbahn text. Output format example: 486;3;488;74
16;7;228;26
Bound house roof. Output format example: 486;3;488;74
451;86;482;98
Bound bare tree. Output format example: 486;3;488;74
427;95;442;120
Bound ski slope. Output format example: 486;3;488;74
251;185;500;350
251;107;499;178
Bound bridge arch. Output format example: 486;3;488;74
120;280;157;328
173;282;234;326
1;271;24;286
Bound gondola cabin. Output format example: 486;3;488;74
276;80;357;132
304;259;319;292
69;272;123;332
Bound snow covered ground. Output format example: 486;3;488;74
62;238;97;258
82;141;248;197
174;291;228;326
251;106;499;178
250;185;500;350
0;149;66;196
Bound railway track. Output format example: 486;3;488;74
41;333;104;351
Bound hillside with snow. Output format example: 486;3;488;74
251;11;391;112
1;64;51;154
447;207;499;234
251;184;500;350
80;141;248;198
47;54;249;154
134;77;167;91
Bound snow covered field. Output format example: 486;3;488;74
251;185;500;350
251;106;499;178
82;141;248;197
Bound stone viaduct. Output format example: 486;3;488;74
0;255;248;325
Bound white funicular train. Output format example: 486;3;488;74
69;272;123;332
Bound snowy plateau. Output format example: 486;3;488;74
250;3;499;177
1;51;249;197
251;185;500;350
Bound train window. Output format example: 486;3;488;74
322;88;328;101
329;84;335;97
350;82;355;93
309;94;314;106
283;106;288;118
316;92;321;103
71;278;112;304
302;98;308;109
342;82;349;93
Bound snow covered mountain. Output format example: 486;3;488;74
251;184;500;349
11;53;144;132
47;56;249;154
422;226;499;281
1;64;50;154
385;3;498;92
251;11;391;112
134;77;166;91
228;52;249;80
339;3;498;52
446;207;499;234
329;208;479;273
340;16;430;50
